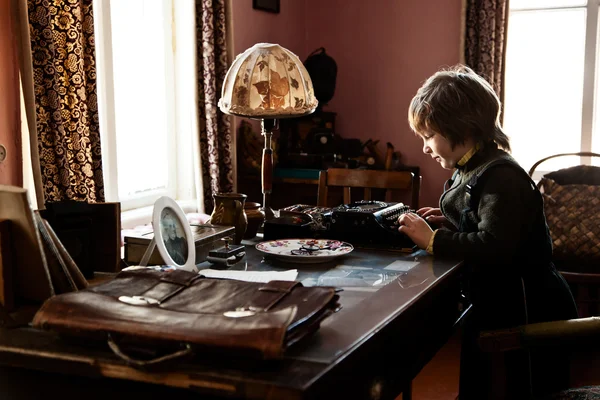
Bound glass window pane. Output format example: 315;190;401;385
510;0;586;10
110;0;170;199
504;8;586;173
591;5;600;159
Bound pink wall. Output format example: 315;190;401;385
229;0;309;144
231;0;463;207
231;0;307;59
0;0;23;186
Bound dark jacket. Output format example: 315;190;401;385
437;144;578;398
433;144;577;329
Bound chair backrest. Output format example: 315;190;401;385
317;168;421;208
528;152;600;176
530;152;600;318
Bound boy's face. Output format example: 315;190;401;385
417;129;472;170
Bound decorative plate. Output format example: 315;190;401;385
256;239;354;264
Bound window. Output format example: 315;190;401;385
93;0;197;226
504;0;599;177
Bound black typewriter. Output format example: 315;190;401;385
328;200;417;251
264;201;417;252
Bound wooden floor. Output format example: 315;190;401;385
402;327;600;400
398;329;462;400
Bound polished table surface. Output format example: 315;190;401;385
0;236;465;400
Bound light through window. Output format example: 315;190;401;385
109;0;174;201
504;0;599;176
94;0;200;216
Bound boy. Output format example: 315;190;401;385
398;65;578;399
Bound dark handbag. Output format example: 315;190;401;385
529;152;600;265
32;268;340;367
304;47;337;105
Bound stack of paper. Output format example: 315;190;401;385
198;269;298;283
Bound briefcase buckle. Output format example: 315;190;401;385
223;307;256;318
118;296;161;306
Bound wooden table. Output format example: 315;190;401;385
0;238;466;400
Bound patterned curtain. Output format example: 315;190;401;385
464;0;510;109
196;0;233;213
28;0;104;203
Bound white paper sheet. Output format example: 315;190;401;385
198;269;298;283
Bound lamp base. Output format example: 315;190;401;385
260;120;277;223
261;205;277;221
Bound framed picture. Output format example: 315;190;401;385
0;185;54;311
152;196;196;272
253;0;279;14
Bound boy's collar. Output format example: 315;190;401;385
456;142;481;169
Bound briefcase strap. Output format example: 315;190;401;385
159;269;201;286
129;269;203;304
249;281;301;311
124;272;301;313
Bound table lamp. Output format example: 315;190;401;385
218;43;318;220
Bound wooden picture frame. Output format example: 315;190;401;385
253;0;279;14
152;196;197;272
0;185;54;311
40;200;122;276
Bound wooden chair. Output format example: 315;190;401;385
479;316;600;399
316;168;421;208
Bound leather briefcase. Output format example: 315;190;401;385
32;268;340;367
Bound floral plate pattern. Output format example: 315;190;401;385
255;239;354;264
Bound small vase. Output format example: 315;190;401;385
208;193;248;244
243;202;265;239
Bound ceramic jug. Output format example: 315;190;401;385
208;193;247;244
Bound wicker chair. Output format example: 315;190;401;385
474;153;600;399
529;152;600;318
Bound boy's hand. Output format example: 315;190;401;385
397;212;433;249
417;207;449;228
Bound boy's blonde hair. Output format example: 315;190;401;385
408;65;510;151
